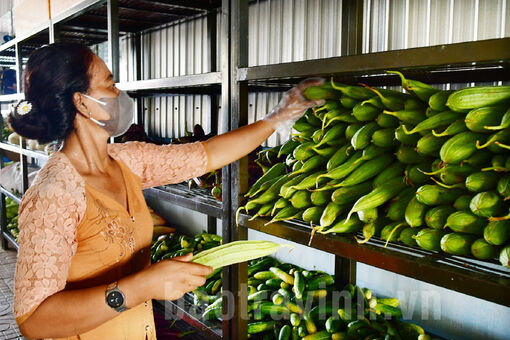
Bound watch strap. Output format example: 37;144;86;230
105;282;128;313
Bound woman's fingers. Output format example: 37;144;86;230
172;252;193;262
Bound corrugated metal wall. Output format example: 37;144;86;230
124;0;508;140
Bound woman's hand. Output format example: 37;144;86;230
136;253;213;302
262;78;326;132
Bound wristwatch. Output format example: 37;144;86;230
105;282;128;313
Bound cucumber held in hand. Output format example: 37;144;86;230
192;241;292;270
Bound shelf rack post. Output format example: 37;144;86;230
107;0;119;82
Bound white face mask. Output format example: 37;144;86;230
82;90;134;137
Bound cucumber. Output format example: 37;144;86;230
405;163;431;186
415;184;465;205
273;293;285;305
351;122;380;150
302;206;325;225
416;133;447;156
325;316;343;334
425;205;456;229
306;274;335;290
380;222;407;242
278;139;302;158
353;102;381;121
313;124;348;149
281;174;309;199
376;112;399;128
497;174;510;199
293;271;305;299
318;150;364;182
398;227;423;246
248;320;277;334
304;84;342;100
432;119;468;137
386;187;416;221
396;145;428;164
375;303;403;319
357;207;378;223
471;238;500;259
429;90;454;111
466;172;502;192
292;171;330;191
290;312;301;327
331;181;373;205
289;190;313;210
470;191;505;218
446;211;486;234
383;109;427;125
373;162;406;187
340;95;358;109
396;321;425;339
310;191;332;206
248;289;272;301
445;86;510;112
302;330;330;340
395;124;421;145
484;220;510;245
292;155;328;177
406;110;463;134
500;245;510;268
440;131;486;164
246;163;287;197
465;106;507;133
345;123;364;140
413;228;447;251
303;312;318;334
326;145;353;171
347;320;375;339
405;196;428;227
454;195;474;211
336;153;394;187
440;232;477;255
293;142;317;161
320;202;349;228
372;128;398;148
319;216;364;234
279;324;291;340
266;278;284;289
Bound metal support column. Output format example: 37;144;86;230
107;0;120;82
335;256;357;287
341;0;364;56
14;42;22;94
207;11;219;136
49;21;61;43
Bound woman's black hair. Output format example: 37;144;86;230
8;42;95;144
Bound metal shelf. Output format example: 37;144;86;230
238;214;510;308
0;186;22;205
0;93;24;102
116;72;222;94
0;142;49;162
238;38;510;85
144;183;222;219
153;293;222;340
2;231;19;251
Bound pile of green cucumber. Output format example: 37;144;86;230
150;231;222;263
239;73;510;268
200;256;435;340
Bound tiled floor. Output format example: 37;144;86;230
0;245;23;340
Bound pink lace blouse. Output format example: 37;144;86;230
13;141;209;332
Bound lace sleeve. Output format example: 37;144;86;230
13;156;86;325
109;141;209;189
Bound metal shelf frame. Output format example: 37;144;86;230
0;0;508;339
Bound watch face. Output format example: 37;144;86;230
107;291;124;308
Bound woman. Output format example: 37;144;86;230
9;43;323;339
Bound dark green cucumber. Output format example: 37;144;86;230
294;142;317;161
396;145;429;164
405;163;431;186
497;174;510;199
465;106;507;133
413;228;447;251
372;128;398;148
386;187;416;221
373;162;406;187
405;196;428;227
425;205;456;229
405;110;463;134
289;190;313;210
352;102;381;121
466;172;502;193
319;215;363;234
416;133;448;156
440;233;477;255
335;153;394;188
395;125;421;145
376;112;399;128
320;202;349;228
351;122;380;150
310;190;332;206
302;206;325;225
429;90;454;111
415;184;465;205
245;163;287;198
471;238;500;259
483;220;510;245
469;191;505;218
432;119;468;137
398;227;423;246
446;211;486;234
331;181;373;205
383;109;427;125
440;131;486;164
340;95;358;109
